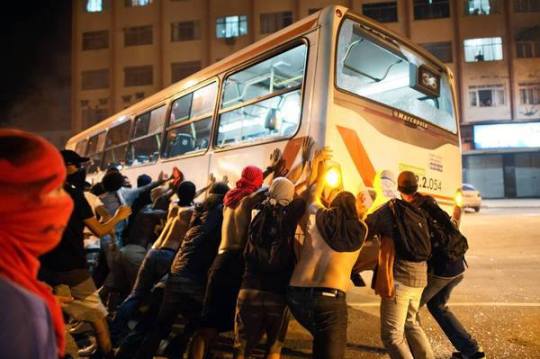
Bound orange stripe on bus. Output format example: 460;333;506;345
281;137;305;170
337;125;376;188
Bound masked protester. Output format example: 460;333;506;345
0;129;74;358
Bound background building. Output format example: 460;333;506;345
73;0;540;198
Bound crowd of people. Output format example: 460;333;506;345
0;129;485;359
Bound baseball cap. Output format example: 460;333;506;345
397;171;418;195
61;150;89;166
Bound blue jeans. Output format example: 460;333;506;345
111;248;176;342
420;274;479;356
287;287;348;359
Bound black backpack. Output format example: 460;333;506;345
420;199;469;262
244;203;295;274
389;199;432;262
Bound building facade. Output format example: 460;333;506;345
73;0;540;198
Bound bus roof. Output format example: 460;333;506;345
68;5;451;147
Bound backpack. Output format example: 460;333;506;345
420;199;469;262
244;203;295;274
389;199;431;262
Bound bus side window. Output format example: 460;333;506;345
217;44;307;148
127;105;166;166
163;82;217;158
101;120;131;170
86;131;106;174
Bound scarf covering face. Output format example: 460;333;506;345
0;129;73;357
266;177;295;206
315;191;366;252
223;166;263;209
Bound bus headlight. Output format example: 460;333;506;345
454;190;463;208
325;167;341;188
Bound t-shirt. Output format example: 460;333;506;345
40;184;94;273
241;198;307;294
366;202;427;288
0;276;57;359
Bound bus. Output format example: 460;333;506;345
67;5;461;219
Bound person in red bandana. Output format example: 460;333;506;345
0;129;74;358
189;152;285;359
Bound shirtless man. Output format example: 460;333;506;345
287;149;368;359
190;151;285;359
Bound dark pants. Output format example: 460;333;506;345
111;248;176;342
420;274;479;356
135;273;205;359
287;287;348;359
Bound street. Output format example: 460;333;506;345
278;206;540;359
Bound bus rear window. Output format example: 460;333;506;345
336;19;457;133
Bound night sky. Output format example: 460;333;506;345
0;0;71;131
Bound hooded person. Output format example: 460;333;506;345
223;165;264;209
0;129;74;358
233;177;307;359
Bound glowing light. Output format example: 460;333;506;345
325;168;341;188
454;191;463;208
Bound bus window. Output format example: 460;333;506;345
163;82;217;158
86;131;106;174
217;44;307;148
127;105;166;166
336;19;457;133
75;139;88;157
101;120;132;170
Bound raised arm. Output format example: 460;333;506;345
85;205;132;238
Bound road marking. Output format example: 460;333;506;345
349;302;540;308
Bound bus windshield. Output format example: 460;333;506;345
336;18;457;133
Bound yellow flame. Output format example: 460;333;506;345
454;191;463;208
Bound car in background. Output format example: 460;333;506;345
461;183;482;212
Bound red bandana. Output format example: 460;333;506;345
0;129;73;357
223;166;263;209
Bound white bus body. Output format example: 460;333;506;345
67;6;461;213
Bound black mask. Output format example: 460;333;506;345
67;168;87;188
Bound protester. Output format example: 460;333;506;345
190;152;284;359
366;171;434;359
111;180;197;343
415;197;484;359
287;148;367;359
0;129;73;358
39;149;132;358
234;177;306;359
135;182;230;359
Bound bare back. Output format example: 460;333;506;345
290;214;362;292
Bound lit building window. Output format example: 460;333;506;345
216;16;248;39
464;37;503;62
513;0;540;12
363;1;398;23
519;83;540;104
260;12;293;34
125;0;152;7
413;0;450;20
465;0;497;15
469;84;505;107
86;0;103;12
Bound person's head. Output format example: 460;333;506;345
60;149;89;176
237;165;263;190
137;174;152;188
329;191;360;220
176;181;196;206
210;181;230;196
397;171;418;202
101;171;125;193
203;181;230;210
267;177;295;206
0;129;74;251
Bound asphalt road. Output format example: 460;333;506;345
279;207;540;359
